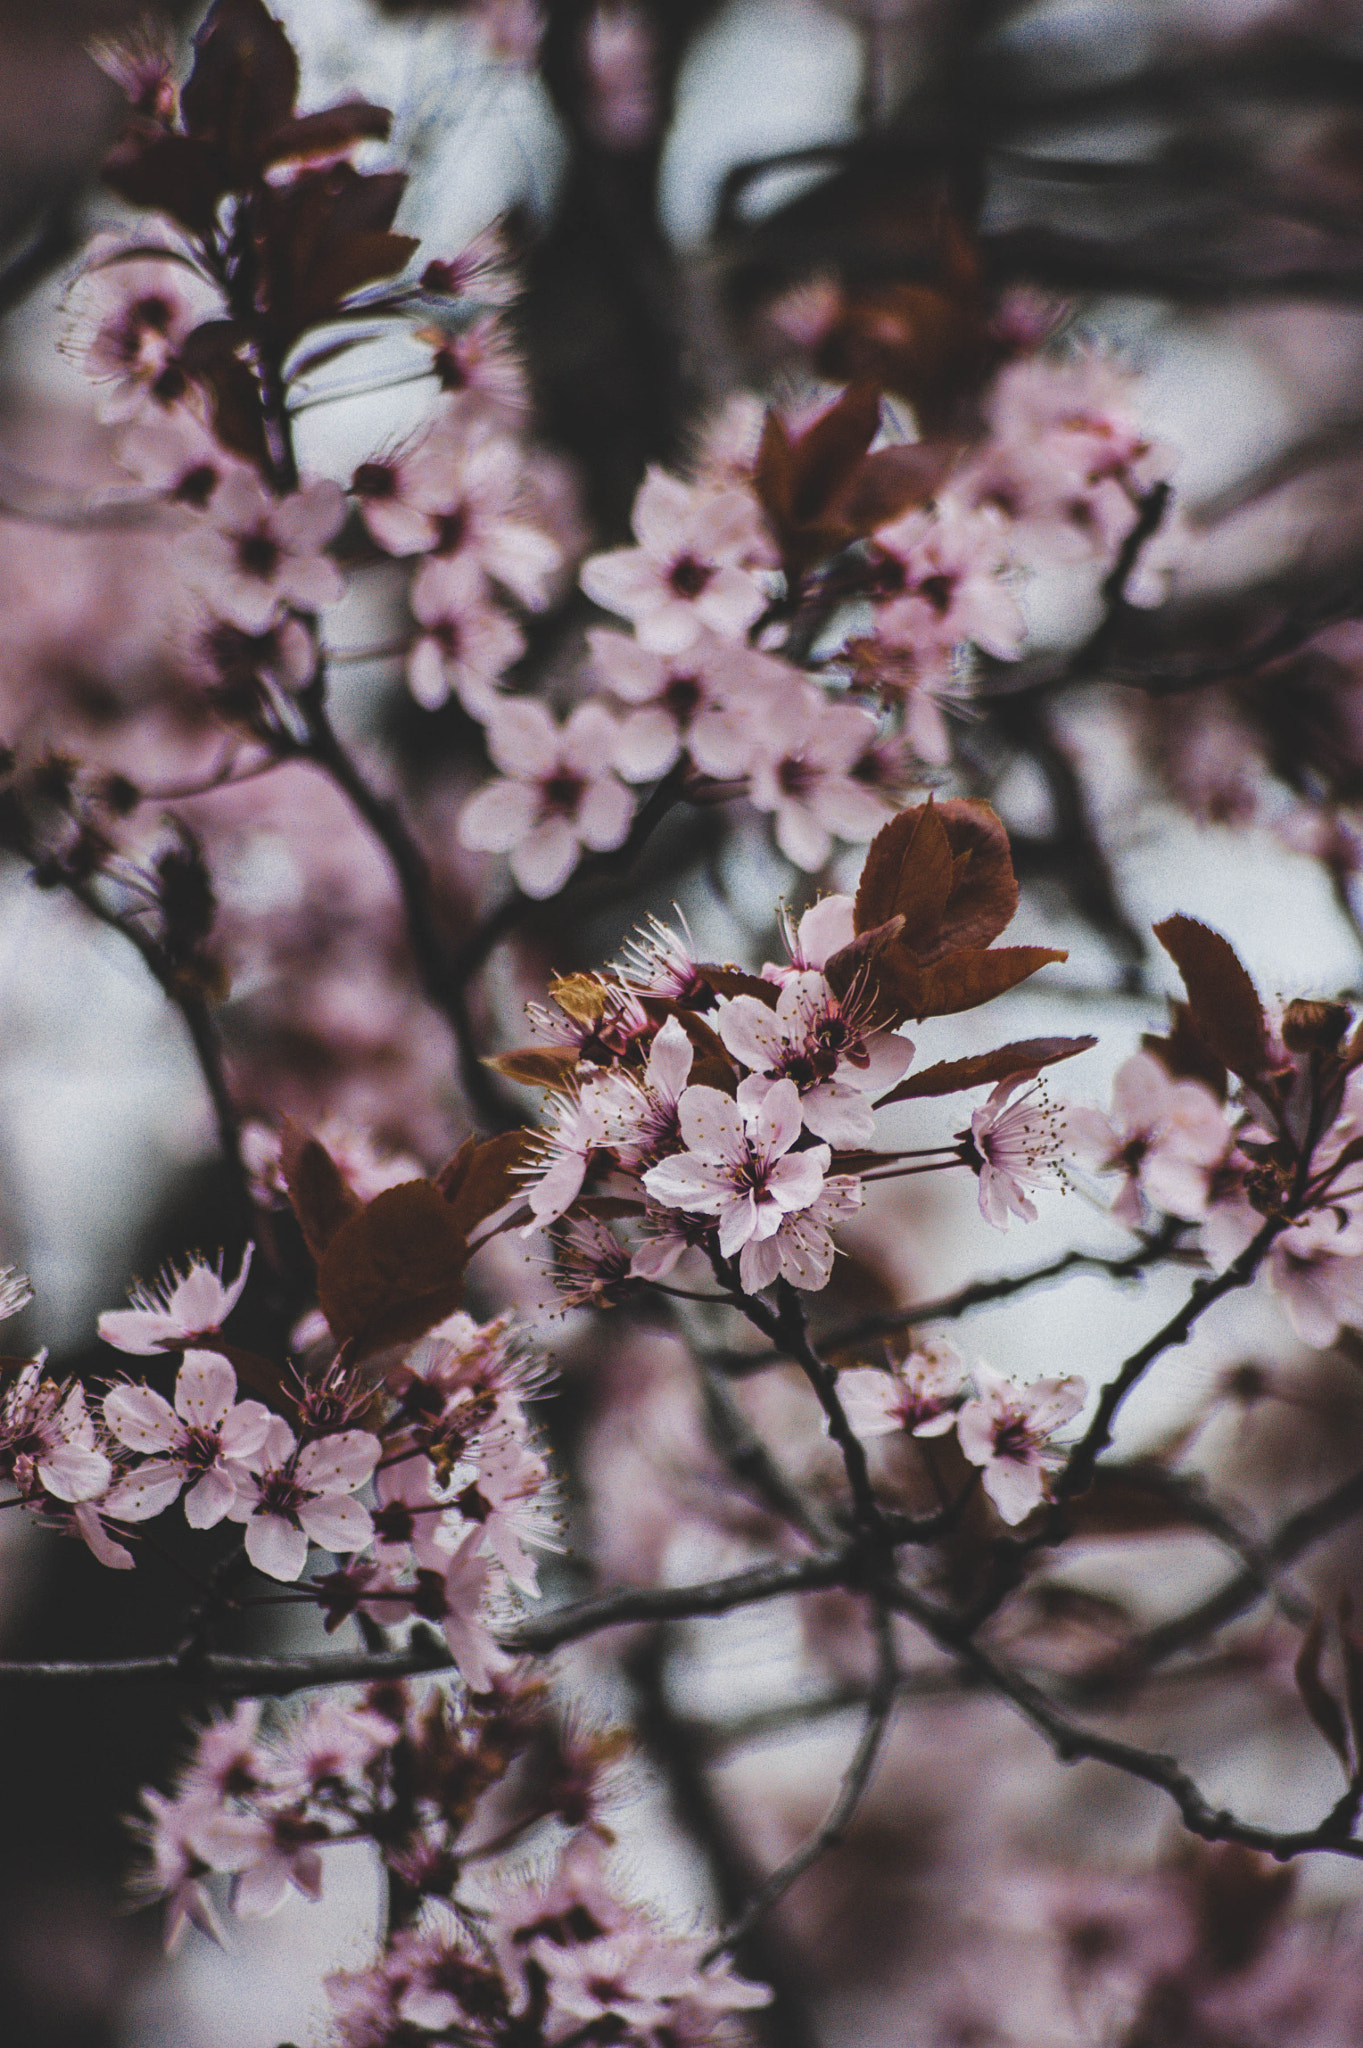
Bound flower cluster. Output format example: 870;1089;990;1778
140;1675;770;2045
837;1339;1086;1523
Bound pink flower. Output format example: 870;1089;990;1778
767;893;856;982
737;1171;863;1292
965;1077;1070;1228
746;686;892;870
717;970;912;1145
435;1527;512;1690
406;422;562;611
955;1365;1086;1523
612;1014;695;1168
0;1360;111;1503
870;499;1026;671
407;556;525;715
1069;1052;1234;1228
227;1420;381;1581
531;1922;770;2039
452;1434;560;1594
587;626;771;780
459;700;635;898
102;1349;272;1528
191;474;346;632
99;1245;253;1354
521;1071;640;1228
838;1341;968;1440
580;467;773;653
65;245;224;422
642;1079;830;1288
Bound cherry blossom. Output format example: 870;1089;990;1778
520;1071;640;1227
406;421;562;612
1069;1051;1235;1227
955;1365;1086;1523
65;246;224;422
435;1527;513;1690
407;555;525;715
101;1349;272;1528
870;499;1026;672
838;1341;969;1440
588;626;767;780
642;1079;830;1288
716;970;913;1144
964;1076;1071;1228
738;1170;863;1292
459;699;635;898
191;474;346;633
99;1245;253;1354
746;686;894;870
0;1360;112;1504
580;466;774;653
226;1419;381;1581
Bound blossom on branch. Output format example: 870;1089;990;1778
459;699;635;898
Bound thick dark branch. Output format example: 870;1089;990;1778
0;1552;850;1695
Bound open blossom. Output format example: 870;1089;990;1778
406;421;562;611
226;1419;381;1581
870;499;1026;671
613;1014;694;1167
588;626;767;780
717;971;912;1145
740;1170;863;1292
532;1921;771;2040
435;1527;513;1690
407;556;525;716
746;686;894;870
838;1341;969;1440
99;1245;253;1354
459;699;634;898
1069;1051;1234;1227
102;1350;272;1528
191;474;346;632
956;1366;1086;1523
66;246;224;421
965;1076;1070;1228
0;1360;111;1504
580;466;773;653
642;1079;830;1289
520;1070;640;1227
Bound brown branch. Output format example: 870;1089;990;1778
0;1552;850;1695
812;1228;1180;1356
704;1599;899;1960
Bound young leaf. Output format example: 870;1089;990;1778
1153;916;1271;1082
317;1180;469;1360
853;800;954;949
441;1131;534;1243
485;1046;581;1091
875;1035;1095;1106
280;1123;362;1263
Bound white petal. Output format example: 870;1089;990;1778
174;1350;237;1430
245;1512;309;1581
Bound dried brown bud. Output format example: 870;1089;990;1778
1282;998;1350;1053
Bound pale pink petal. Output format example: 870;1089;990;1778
73;1503;135;1570
647;1016;694;1098
511;818;580;898
615;708;681;780
184;1465;241;1529
460;778;540;852
245;1512;309;1582
104;1460;187;1521
296;1430;381;1493
796;895;855;965
679;1086;746;1162
174;1350;237;1431
104;1383;181;1452
486;698;560;779
298;1494;374;1552
753;1078;804;1159
575;777;634;852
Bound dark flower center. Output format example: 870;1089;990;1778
662;672;702;721
238;529;282;580
352;460;397;500
668;554;712;599
917;572;955;616
542;771;584;816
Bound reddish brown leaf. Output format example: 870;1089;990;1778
103;130;227;239
853;801;954;948
485;1046;580;1091
261;100;393;167
880;944;1066;1023
441;1131;535;1244
1296;1612;1351;1766
280;1123;361;1263
876;1035;1096;1106
181;0;299;183
835;439;958;533
1142;1000;1229;1101
1154;916;1271;1082
696;965;779;1006
318;1180;469;1360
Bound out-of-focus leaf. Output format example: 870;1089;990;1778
261;100;392;167
876;1036;1096;1105
318;1180;469;1360
440;1131;534;1243
485;1046;580;1090
181;0;299;178
1154;916;1272;1083
280;1123;361;1263
251;165;418;346
1142;999;1229;1101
